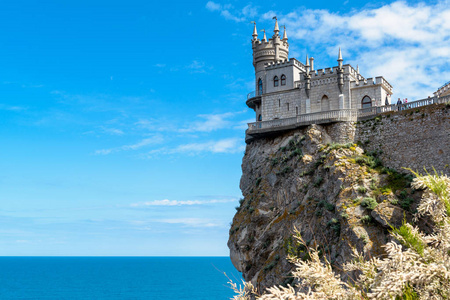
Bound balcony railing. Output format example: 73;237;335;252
247;91;256;100
247;95;450;134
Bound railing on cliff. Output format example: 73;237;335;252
247;95;450;134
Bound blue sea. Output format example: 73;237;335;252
0;257;242;299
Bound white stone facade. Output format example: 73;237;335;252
247;20;393;122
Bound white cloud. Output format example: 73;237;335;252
95;135;164;155
175;138;245;154
281;1;450;99
158;218;222;228
100;127;124;135
205;1;257;22
179;112;236;132
205;1;221;12
130;198;236;207
0;104;28;111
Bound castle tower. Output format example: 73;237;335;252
252;18;289;95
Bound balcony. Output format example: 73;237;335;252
246;91;261;109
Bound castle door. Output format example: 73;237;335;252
321;95;330;111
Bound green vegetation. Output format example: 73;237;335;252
361;197;378;210
357;186;367;193
361;215;373;224
321;142;353;153
327;218;341;235
313;176;324;187
391;221;425;257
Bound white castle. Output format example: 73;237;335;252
246;18;393;125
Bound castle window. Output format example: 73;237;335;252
273;76;279;87
321;95;330;111
258;114;262;121
281;74;286;86
258;78;263;95
287;103;289;111
296;107;299;115
278;99;281;107
362;96;372;108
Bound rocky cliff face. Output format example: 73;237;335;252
228;124;424;291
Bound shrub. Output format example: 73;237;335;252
357;186;367;193
361;197;378;210
361;215;373;224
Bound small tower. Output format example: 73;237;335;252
251;21;258;41
282;25;288;41
252;18;289;94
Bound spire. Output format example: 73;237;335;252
282;25;288;40
251;21;258;40
305;54;310;75
273;16;279;36
261;29;267;42
357;65;360;74
338;48;343;69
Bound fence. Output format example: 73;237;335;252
247;95;450;133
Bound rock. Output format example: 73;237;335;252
371;202;411;228
228;123;411;291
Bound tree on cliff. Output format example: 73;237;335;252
230;170;450;300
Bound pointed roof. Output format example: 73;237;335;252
338;48;343;61
357;65;360;74
305;54;310;66
262;29;267;41
273;17;279;36
282;25;288;40
252;22;258;39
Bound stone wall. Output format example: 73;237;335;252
261;89;301;120
354;103;450;174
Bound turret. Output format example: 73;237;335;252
252;18;289;83
273;17;279;37
251;21;258;41
282;26;288;41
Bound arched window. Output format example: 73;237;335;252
258;78;263;95
281;74;286;86
258;114;262;121
321;95;330;111
362;96;372;108
273;76;279;87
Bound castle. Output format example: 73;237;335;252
246;19;393;125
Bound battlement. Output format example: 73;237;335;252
265;58;303;70
350;76;393;92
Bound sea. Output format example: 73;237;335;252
0;257;243;300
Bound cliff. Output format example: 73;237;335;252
228;119;442;291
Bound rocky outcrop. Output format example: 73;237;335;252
228;124;423;291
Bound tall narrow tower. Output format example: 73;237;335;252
251;18;289;95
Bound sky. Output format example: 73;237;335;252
0;0;449;256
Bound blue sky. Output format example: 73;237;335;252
0;0;449;256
